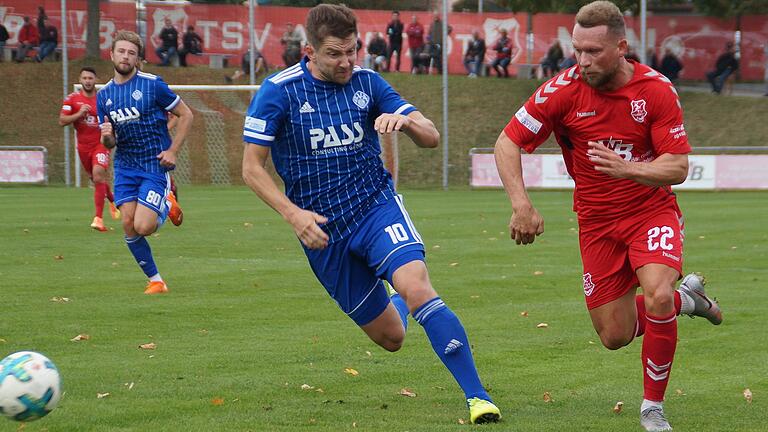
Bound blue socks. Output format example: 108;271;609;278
125;235;158;278
413;297;491;401
390;293;409;331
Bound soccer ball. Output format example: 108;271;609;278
0;351;62;422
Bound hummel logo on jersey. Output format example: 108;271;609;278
444;339;464;355
577;110;596;118
299;101;315;114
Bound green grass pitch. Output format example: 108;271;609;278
0;186;765;431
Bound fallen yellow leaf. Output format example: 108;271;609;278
399;388;417;398
449;262;459;267
613;401;623;414
458;418;466;425
520;311;529;317
537;322;549;328
533;270;544;275
97;392;110;399
344;368;359;376
54;255;64;260
70;334;90;342
543;392;553;403
301;384;314;390
211;397;225;406
139;342;157;350
743;388;753;403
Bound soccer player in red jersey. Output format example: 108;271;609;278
60;67;120;232
494;2;722;431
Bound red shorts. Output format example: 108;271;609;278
77;145;111;177
579;203;685;310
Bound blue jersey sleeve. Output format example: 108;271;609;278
96;89;107;126
371;73;416;116
155;77;181;111
243;80;287;146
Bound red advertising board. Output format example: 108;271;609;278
1;1;765;80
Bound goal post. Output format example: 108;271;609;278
69;83;400;187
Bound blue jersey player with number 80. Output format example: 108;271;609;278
242;4;501;424
98;30;193;295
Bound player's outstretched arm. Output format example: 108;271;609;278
242;144;329;250
494;131;544;245
587;141;688;186
374;111;439;148
59;104;90;127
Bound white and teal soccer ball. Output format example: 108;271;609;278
0;351;62;422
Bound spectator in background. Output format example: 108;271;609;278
412;41;432;75
36;6;47;36
559;52;576;70
35;17;58;62
385;11;403;72
540;40;564;77
659;48;683;85
280;23;303;67
491;29;513;78
647;47;659;70
0;22;9;62
706;42;739;94
226;48;268;83
406;15;424;74
15;16;39;62
366;32;388;72
463;30;485;78
178;25;203;67
155;18;179;66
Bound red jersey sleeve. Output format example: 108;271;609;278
502;79;565;154
60;93;75;116
649;85;691;155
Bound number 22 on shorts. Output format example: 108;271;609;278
647;225;674;251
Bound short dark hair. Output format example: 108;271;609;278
306;4;357;48
576;1;626;38
80;66;97;76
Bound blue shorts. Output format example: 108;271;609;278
114;167;172;222
304;195;426;326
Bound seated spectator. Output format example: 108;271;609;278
706;42;739;94
540;40;564;77
365;33;388;72
155;18;179;66
0;22;9;62
281;23;303;67
35;17;58;62
463;30;485;77
412;42;432;75
559;53;576;70
15;16;39;62
226;48;268;83
178;25;203;67
491;29;513;78
659;48;683;85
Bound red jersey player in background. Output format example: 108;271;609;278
60;66;120;231
494;2;722;431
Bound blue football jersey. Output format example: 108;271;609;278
243;58;417;242
97;71;180;174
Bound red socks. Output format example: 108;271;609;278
642;312;677;401
94;182;107;217
634;292;681;338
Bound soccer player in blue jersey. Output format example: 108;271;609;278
98;30;192;294
242;4;501;424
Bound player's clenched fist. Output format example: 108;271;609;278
100;115;116;149
374;113;410;135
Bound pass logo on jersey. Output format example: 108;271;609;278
109;107;141;123
309;122;364;151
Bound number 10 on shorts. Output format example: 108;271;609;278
384;223;409;244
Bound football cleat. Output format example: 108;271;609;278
640;407;673;431
467;397;501;424
166;192;183;226
90;216;108;232
679;273;722;325
109;202;121;220
144;281;169;295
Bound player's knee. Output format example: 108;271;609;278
377;333;404;352
134;220;157;237
644;289;675;315
598;330;632;350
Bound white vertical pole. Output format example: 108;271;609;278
441;0;449;190
248;0;255;89
640;0;647;64
478;0;483;14
62;0;70;186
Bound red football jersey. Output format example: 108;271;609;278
61;91;100;150
504;61;691;220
